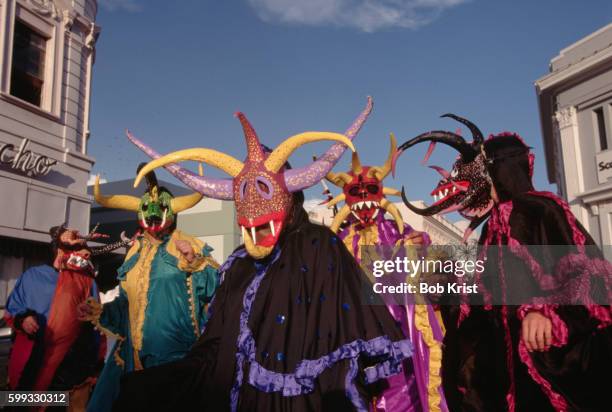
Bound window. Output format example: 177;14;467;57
10;21;47;107
595;107;608;151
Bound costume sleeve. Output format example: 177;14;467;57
86;289;128;340
192;264;219;328
6;268;45;332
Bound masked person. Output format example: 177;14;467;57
393;114;612;412
113;98;420;411
323;134;447;412
5;225;127;409
78;166;219;412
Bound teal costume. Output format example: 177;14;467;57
86;230;218;412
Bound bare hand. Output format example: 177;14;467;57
406;231;426;245
522;311;552;352
175;240;195;263
21;316;39;335
76;301;94;321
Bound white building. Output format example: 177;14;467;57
0;0;100;306
305;199;466;244
536;23;612;248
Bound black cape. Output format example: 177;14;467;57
441;136;612;412
113;202;413;411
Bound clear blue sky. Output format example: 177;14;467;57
89;0;612;209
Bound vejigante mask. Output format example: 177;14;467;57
50;223;129;275
325;134;404;233
130;98;373;259
393;114;493;241
393;114;533;240
93;164;203;236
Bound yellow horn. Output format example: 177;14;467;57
326;193;345;208
93;175;141;212
369;133;398;180
383;187;401;197
381;198;404;235
330;204;351;233
135;148;244;188
326;171;353;188
171;192;203;213
351;151;362;174
381;133;398;179
264;132;355;173
170;162;205;213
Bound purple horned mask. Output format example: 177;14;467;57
130;98;373;259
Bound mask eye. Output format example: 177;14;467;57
450;169;459;178
255;176;273;199
366;184;379;194
239;180;248;200
257;181;269;194
348;186;360;196
142;203;148;211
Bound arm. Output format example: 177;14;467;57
78;289;128;340
191;265;219;327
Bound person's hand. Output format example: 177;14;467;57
175;240;195;263
522;311;552;352
406;231;426;246
77;301;95;321
21;315;39;335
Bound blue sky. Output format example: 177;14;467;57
89;0;612;210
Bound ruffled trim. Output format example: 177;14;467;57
185;275;200;338
414;305;443;412
247;337;412;397
85;298;126;368
518;342;568;411
229;246;412;412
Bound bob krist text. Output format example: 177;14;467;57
369;256;484;295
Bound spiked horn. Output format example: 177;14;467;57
171;191;202;213
133;148;244;191
367;133;397;180
265;132;356;173
400;186;448;216
127;131;235;200
283;96;373;192
441;113;484;145
330;204;351;233
326;171;353;187
93;175;140;211
397;131;477;161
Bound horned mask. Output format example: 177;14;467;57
93;165;203;236
130;98;373;259
393;115;533;240
325;134;404;234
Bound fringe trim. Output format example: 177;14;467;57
415;304;443;412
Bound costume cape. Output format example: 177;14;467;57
114;202;414;411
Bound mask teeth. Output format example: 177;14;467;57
141;217;149;228
241;226;246;240
251;227;257;245
372;209;379;219
161;209;167;228
270;221;276;237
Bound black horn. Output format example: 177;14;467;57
397;131;478;162
400;186;448;216
441;114;484;145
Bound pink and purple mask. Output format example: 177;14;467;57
130;98;373;258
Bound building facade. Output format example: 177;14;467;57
0;0;100;307
536;23;612;249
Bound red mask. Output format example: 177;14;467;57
326;134;405;234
